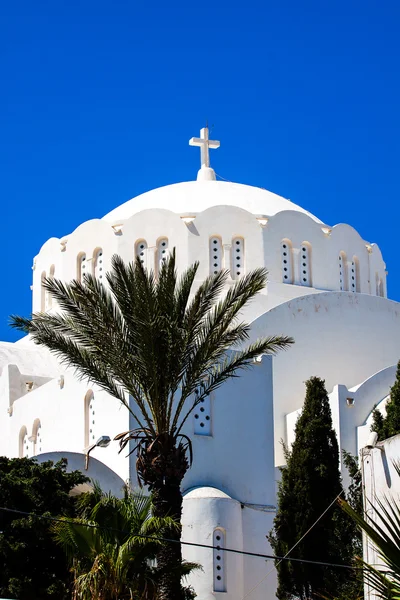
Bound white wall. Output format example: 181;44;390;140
249;293;400;465
0;368;130;484
182;488;244;600
361;435;400;600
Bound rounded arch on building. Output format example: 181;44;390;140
281;238;293;284
300;240;312;286
77;252;86;282
19;425;28;458
35;451;126;497
31;418;42;455
84;389;95;448
92;247;103;280
40;271;46;311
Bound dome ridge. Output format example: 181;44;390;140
102;180;324;224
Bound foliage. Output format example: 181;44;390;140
340;493;400;599
0;456;88;600
53;485;197;600
11;251;293;600
372;361;400;441
341;451;364;599
268;377;357;600
342;450;363;517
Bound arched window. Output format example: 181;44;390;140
156;238;169;274
281;240;293;284
84;390;95;447
209;237;222;275
350;256;360;292
135;240;148;268
213;528;226;592
231;237;244;280
32;419;42;455
376;273;384;297
40;271;46;311
193;388;212;436
77;253;86;283
19;426;29;458
93;248;103;284
339;252;348;291
300;242;312;287
47;265;55;309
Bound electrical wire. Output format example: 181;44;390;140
0;504;360;571
240;491;348;600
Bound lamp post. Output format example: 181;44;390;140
84;435;111;470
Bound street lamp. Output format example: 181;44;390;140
84;435;111;470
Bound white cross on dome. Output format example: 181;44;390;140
189;126;220;181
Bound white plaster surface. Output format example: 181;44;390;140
361;434;400;600
102;180;324;224
35;451;126;497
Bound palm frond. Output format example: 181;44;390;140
340;497;400;598
11;251;293;479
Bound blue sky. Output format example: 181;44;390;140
1;0;399;342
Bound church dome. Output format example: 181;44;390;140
32;126;387;316
102;180;324;225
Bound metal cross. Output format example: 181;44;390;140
189;126;220;168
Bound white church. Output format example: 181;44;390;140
1;127;399;600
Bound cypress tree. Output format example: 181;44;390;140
269;377;355;600
371;360;400;440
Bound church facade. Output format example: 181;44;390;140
1;128;399;600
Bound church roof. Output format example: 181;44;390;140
102;180;324;224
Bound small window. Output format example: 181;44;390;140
19;426;29;458
339;252;348;291
47;265;55;309
213;528;227;592
209;237;222;275
350;257;360;293
231;237;244;279
84;390;95;447
193;389;212;436
300;242;312;287
40;271;46;312
281;240;293;284
32;419;42;455
135;240;148;268
156;238;169;274
77;253;86;283
376;273;384;297
93;248;103;284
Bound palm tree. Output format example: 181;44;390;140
11;251;293;600
340;495;400;599
53;485;187;600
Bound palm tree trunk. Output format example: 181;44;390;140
152;476;184;600
137;435;189;600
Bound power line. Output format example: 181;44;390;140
241;491;345;599
0;505;359;571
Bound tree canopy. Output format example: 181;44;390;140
0;457;88;600
372;360;400;440
269;377;356;600
53;484;196;600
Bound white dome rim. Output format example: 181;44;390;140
183;485;235;500
102;180;323;225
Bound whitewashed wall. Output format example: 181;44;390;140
249;293;400;465
362;434;400;600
